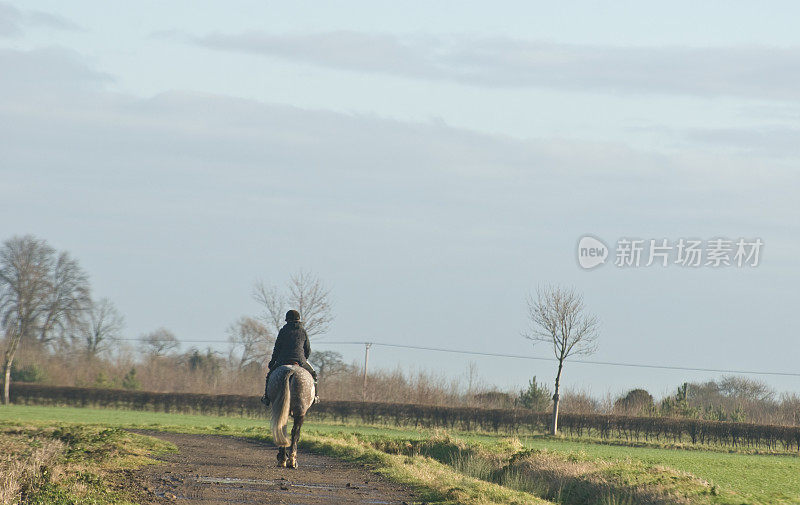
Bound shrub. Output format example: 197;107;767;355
121;368;141;390
614;389;654;415
10;363;47;383
93;372;117;389
517;377;551;411
473;391;515;409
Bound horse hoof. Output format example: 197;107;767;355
287;459;297;469
277;460;286;468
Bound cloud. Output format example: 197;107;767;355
0;2;83;38
0;45;796;238
26;10;84;32
630;121;800;158
0;2;22;37
182;30;800;101
686;126;800;158
0;47;110;94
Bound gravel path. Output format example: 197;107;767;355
129;431;419;505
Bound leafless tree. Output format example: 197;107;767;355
227;316;273;370
139;328;179;358
465;361;480;396
77;298;124;359
525;285;599;435
38;251;91;346
718;375;775;402
0;236;56;404
310;350;347;380
252;271;333;337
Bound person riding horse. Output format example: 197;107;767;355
261;310;319;406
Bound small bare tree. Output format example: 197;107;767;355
526;285;599;435
77;298;124;359
252;271;333;337
139;328;179;358
227;316;273;370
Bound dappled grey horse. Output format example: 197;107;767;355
267;364;315;468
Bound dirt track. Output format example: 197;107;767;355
129;431;418;505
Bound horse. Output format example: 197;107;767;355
267;364;315;468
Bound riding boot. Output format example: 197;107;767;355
260;373;271;406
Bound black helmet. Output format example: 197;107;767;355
285;309;301;322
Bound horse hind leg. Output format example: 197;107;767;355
276;446;287;468
287;415;305;469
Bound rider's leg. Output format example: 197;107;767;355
300;362;319;404
261;369;273;405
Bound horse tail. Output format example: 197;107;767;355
271;368;294;447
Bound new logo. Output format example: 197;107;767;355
578;236;608;269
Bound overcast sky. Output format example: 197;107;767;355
2;1;798;398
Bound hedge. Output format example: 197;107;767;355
9;383;800;451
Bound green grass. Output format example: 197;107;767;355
1;404;271;429
2;405;798;504
513;437;800;505
0;420;174;505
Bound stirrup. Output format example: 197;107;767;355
312;395;320;405
260;395;270;406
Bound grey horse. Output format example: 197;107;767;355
267;364;315;468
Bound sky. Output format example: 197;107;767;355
1;1;799;399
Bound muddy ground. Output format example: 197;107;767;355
126;431;420;505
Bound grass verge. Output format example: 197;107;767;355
0;422;173;505
307;430;745;505
2;405;799;504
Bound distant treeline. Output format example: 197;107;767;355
10;383;800;452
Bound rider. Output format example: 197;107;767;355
261;309;319;406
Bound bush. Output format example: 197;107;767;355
10;363;47;383
660;383;700;418
121;368;141;390
614;389;654;415
93;371;117;389
518;377;551;411
473;391;515;408
560;389;601;414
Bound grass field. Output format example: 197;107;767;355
2;405;798;505
0;419;173;505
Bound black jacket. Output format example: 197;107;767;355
268;321;310;369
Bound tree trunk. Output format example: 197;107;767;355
551;360;564;435
2;334;21;406
2;355;12;405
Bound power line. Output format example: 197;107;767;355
115;338;229;343
316;341;800;378
111;338;800;378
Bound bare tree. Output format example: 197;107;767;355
77;298;124;359
39;251;91;346
252;283;284;333
718;375;775;402
310;350;347;380
139;328;179;358
465;361;480;396
525;285;599;435
0;236;56;404
227;316;273;370
252;271;333;337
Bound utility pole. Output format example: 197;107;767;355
362;342;372;402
